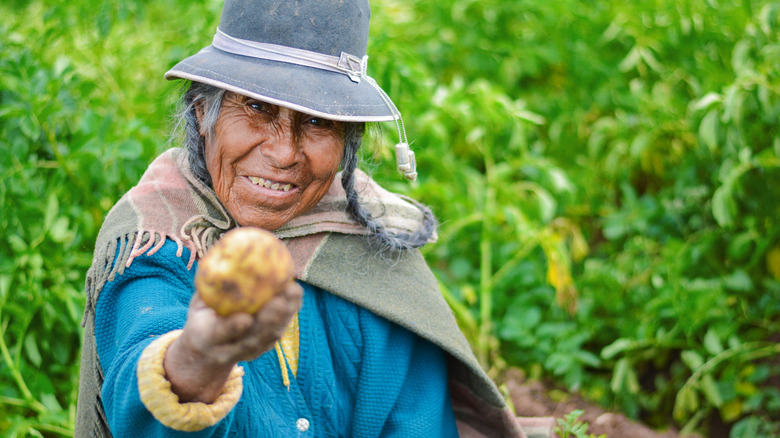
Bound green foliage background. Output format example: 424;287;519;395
2;0;779;436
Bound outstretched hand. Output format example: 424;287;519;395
163;281;303;403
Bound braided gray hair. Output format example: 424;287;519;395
174;81;437;251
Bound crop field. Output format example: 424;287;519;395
1;0;779;436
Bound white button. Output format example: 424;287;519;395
296;418;310;432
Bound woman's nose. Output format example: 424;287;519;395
260;124;300;169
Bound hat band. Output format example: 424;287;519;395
212;28;368;83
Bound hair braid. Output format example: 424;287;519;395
340;124;438;252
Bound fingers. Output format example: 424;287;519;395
256;281;303;327
186;294;253;343
241;281;302;346
181;281;304;364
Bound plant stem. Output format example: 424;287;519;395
25;421;74;437
438;282;479;341
682;342;780;391
0;395;29;407
478;144;497;366
0;319;46;414
492;235;543;287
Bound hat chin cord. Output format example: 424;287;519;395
212;28;419;181
363;76;417;181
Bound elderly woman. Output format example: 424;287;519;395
76;0;532;436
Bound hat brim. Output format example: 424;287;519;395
165;46;398;123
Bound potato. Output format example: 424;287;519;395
195;227;294;316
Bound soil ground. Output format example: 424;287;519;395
503;368;696;438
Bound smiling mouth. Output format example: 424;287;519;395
248;176;293;192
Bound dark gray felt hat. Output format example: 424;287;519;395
166;0;418;179
165;0;399;123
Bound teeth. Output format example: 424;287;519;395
249;176;292;192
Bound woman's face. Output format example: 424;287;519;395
203;92;344;231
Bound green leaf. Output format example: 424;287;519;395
629;132;650;158
681;350;704;371
40;393;63;411
674;385;700;420
49;217;71;243
19;115;40;141
534;188;557;223
727;233;754;260
703;329;724;356
712;184;736;227
627;367;640;394
699;109;719;152
602;219;626;241
611;357;628;392
0;275;10;301
731;40;753;74
117;139;143;160
638;46;662;72
601;338;633;360
8;234;28;253
701;374;724;407
546;168;574;194
619;46;640;72
24;334;42;368
723;270;752;291
43;193;59;231
514;108;546;125
575;350;602;368
693;92;722;111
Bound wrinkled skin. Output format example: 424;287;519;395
205;92;345;231
165;92;345;403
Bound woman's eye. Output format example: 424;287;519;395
247;100;267;112
307;117;333;128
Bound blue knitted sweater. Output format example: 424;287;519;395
95;240;459;436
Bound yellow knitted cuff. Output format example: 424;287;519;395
137;330;244;432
